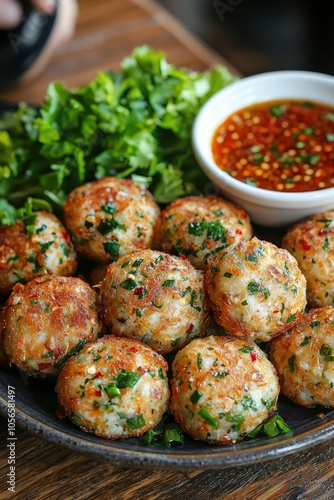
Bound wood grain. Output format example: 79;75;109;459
0;0;234;103
0;1;334;499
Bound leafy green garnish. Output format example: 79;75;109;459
144;422;184;448
247;415;290;439
0;46;237;224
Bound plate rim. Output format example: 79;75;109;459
1;388;334;470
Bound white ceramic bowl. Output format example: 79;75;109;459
192;70;334;227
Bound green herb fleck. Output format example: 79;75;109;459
120;278;137;290
125;414;146;430
190;390;202;404
116;369;141;388
162;279;175;287
103;241;120;256
198;407;218;429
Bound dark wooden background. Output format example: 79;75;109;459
1;1;334;498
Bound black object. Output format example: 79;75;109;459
0;0;58;87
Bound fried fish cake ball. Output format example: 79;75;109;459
0;306;10;369
156;195;252;270
205;237;307;342
268;306;334;408
3;275;101;377
100;249;211;354
56;336;170;440
0;211;77;298
170;335;279;444
63;177;160;263
282;211;334;307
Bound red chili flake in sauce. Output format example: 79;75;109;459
212;100;334;192
134;287;145;296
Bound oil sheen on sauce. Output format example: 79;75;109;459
212;100;334;192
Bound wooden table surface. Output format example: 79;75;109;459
0;1;334;499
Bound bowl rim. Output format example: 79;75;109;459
192;70;334;208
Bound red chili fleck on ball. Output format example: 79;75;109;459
134;287;144;296
38;362;52;371
186;323;194;334
235;229;243;235
250;351;257;362
178;254;188;261
299;239;311;251
61;231;70;243
53;348;62;360
130;346;139;353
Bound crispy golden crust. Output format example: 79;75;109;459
0;212;77;298
0;306;10;369
282;211;334;307
63;177;160;263
155;195;252;271
3;275;101;377
99;249;212;354
268;306;334;408
170;336;279;444
205;237;307;342
56;336;170;440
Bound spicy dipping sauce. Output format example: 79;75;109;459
212;100;334;192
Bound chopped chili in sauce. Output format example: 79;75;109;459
212;100;334;192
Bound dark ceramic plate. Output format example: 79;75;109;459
1;102;334;470
1;368;334;470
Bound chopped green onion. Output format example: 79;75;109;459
53;339;89;368
104;383;121;399
125;414;146;430
120;278;137;290
116;369;141;388
190;390;202;404
103;241;120;256
162;279;175;287
198;407;218;429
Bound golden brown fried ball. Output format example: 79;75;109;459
282;211;334;307
205;237;307;342
63;177;160;263
170;336;279;444
0;306;10;369
99;249;211;354
156;195;252;270
268;306;334;407
3;275;101;377
56;336;170;440
0;211;77;298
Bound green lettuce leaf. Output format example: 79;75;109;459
0;45;238;225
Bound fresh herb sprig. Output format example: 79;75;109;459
0;46;237;225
